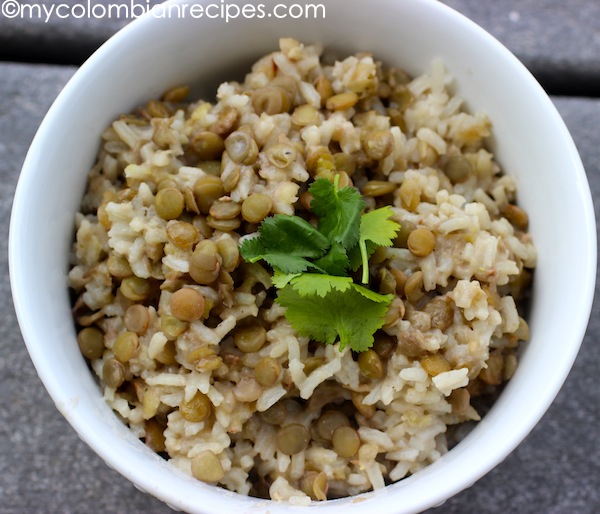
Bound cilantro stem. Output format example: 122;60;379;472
333;173;340;192
359;238;369;284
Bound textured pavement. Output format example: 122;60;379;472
1;1;599;513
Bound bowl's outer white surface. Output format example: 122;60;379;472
9;0;596;513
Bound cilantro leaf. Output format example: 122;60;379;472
239;214;329;274
309;178;365;250
238;235;266;262
259;214;329;257
350;283;393;303
312;242;350;276
271;271;301;289
239;175;400;353
239;236;316;274
285;273;354;297
360;206;400;247
349;206;401;282
276;284;391;351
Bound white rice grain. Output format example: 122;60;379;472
432;368;469;396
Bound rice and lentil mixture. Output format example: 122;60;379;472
68;38;536;503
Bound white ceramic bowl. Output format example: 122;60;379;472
9;0;596;512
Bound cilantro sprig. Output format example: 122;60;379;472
240;176;400;352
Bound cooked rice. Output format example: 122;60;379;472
69;38;536;502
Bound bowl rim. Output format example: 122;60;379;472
8;0;597;512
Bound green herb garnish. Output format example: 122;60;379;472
240;175;400;352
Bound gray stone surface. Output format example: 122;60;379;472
444;0;600;95
0;0;158;64
2;0;600;93
1;62;599;513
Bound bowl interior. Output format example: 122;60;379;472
9;0;596;513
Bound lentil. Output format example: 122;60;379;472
103;358;125;389
407;228;436;257
331;426;361;458
113;331;139;363
193;175;224;214
316;410;350;440
241;194;272;223
234;325;266;353
276;424;309;455
77;327;104;360
358;349;385;379
190;131;224;161
166;221;199;250
170;288;205;322
445;155;472;183
191;451;224;483
180;391;212;422
255;357;281;387
120;276;151;302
